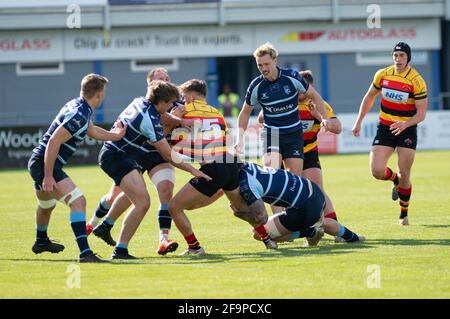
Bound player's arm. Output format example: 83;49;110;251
390;98;428;136
151;139;212;181
305;85;329;122
257;109;264;124
43;126;72;192
87;120;127;141
352;82;381;137
309;105;342;134
235;103;253;153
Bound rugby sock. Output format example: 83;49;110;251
36;224;49;244
254;225;272;245
384;167;399;185
91;195;111;226
185;233;201;250
287;227;318;240
70;212;92;257
100;217;115;231
336;224;359;242
398;186;412;219
325;212;338;221
158;203;172;241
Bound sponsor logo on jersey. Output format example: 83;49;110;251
382;88;409;103
301;120;315;131
283;86;291;95
265;103;294;114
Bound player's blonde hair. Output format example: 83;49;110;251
253;42;278;60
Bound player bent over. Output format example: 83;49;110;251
28;74;126;263
230;163;365;246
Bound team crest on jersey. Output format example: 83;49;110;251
283;86;291;95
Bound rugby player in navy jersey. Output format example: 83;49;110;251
230;163;365;246
235;42;330;213
28;74;127;263
88;68;193;255
94;80;211;259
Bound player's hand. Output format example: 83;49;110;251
42;175;56;192
113;120;127;138
180;118;198;128
191;169;212;181
352;123;361;137
320;119;329;131
234;139;244;154
390;121;408;136
170;104;186;118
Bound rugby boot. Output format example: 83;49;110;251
179;246;206;256
32;239;65;254
304;227;324;247
86;224;93;236
79;251;109;263
93;224;116;246
399;216;409;226
392;185;399;201
111;250;138;260
157;239;179;255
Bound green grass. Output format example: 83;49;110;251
1;150;449;298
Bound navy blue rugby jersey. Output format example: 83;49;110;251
239;162;313;209
245;67;309;134
104;97;164;154
32;97;92;165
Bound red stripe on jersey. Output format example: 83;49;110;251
303;131;317;141
381;100;416;112
379;118;394;126
299;110;314;120
381;79;414;93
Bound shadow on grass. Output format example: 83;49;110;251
365;239;450;246
0;241;380;265
106;241;373;265
421;224;450;229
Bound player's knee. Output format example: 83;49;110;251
168;200;181;216
255;213;268;226
157;182;173;202
371;167;385;180
135;195;150;213
69;195;87;211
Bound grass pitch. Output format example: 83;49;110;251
0;150;449;298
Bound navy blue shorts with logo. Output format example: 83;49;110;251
372;124;417;150
98;147;140;186
278;181;325;232
28;152;69;191
262;128;304;160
